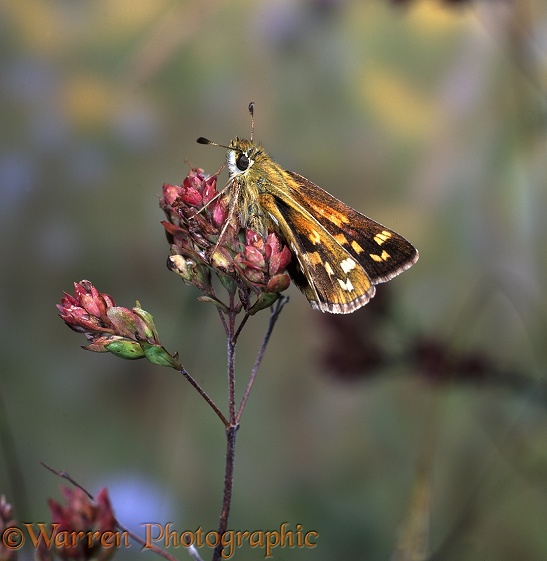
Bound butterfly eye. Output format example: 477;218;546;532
236;153;250;171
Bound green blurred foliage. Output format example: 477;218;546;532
1;1;547;560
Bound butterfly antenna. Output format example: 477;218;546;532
248;101;255;142
196;137;231;149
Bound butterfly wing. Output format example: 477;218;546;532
258;193;375;313
257;172;418;313
285;171;419;284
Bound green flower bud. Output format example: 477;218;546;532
141;342;182;369
105;339;146;360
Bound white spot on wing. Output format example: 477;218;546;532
340;258;356;273
337;277;354;292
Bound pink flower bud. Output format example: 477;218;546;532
265;232;281;253
40;486;116;561
242;246;266;269
246;230;263;249
179;184;202;207
269;245;292;276
212;200;228;227
267;273;291;293
162;183;181;206
183;167;205;189
250;270;267;284
202;176;218;204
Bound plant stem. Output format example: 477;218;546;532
212;424;238;561
232;311;250;345
211;301;239;561
237;296;288;424
180;366;228;426
212;295;287;560
227;338;236;424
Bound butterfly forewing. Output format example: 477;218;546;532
258;193;375;313
285;172;419;283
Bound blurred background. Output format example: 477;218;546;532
1;0;547;559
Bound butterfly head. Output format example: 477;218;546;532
197;102;267;180
227;137;266;178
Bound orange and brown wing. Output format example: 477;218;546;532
285;171;418;284
256;170;417;313
259;193;376;313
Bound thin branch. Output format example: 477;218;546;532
179;366;228;426
216;304;229;338
227;295;237;424
40;462;94;500
236;296;288;424
232;311;251;345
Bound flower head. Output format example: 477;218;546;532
37;487;116;561
161;167;292;313
57;281;180;368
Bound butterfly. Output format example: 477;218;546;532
197;103;418;313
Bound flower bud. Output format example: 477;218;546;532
58;281;180;369
167;254;212;292
269;245;292;276
180;185;202;207
212;200;228;227
38;487;116;561
141;342;182;369
210;247;234;272
248;292;281;315
267;273;291;293
105;338;147;359
202;175;218;205
106;307;148;340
